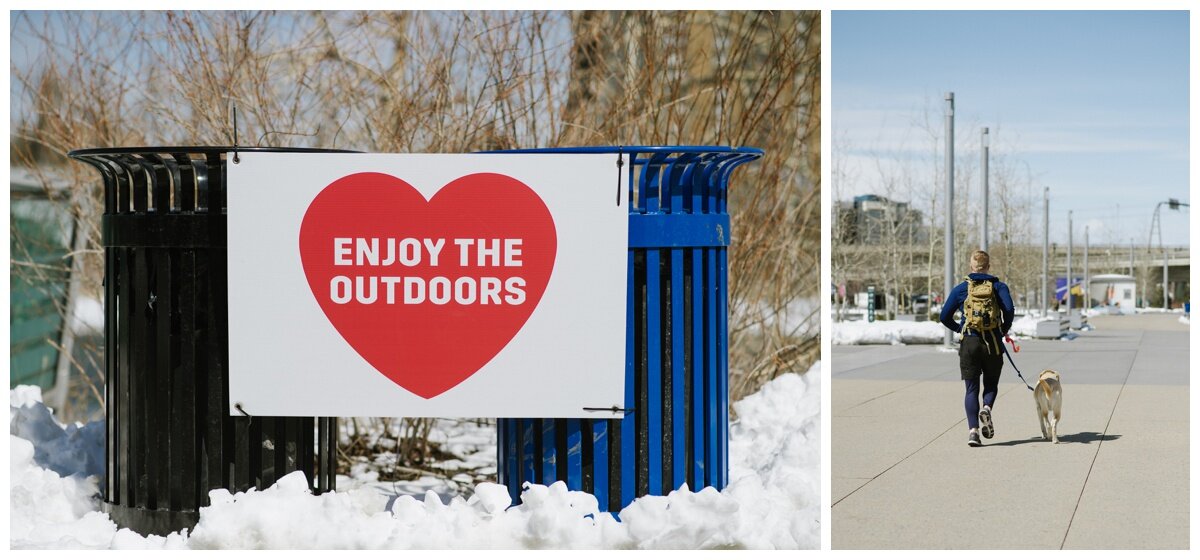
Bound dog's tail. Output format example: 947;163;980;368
1040;381;1053;401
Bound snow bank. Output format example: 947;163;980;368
831;319;945;345
830;314;1050;342
725;364;820;548
10;386;105;480
10;363;820;549
183;364;821;549
9;387;117;549
1007;314;1041;338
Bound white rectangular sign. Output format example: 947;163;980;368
227;153;627;418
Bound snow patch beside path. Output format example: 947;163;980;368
10;363;821;549
1007;314;1041;338
831;320;945;345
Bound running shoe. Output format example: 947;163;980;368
968;430;982;447
979;406;994;439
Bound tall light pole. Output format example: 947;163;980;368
1084;226;1089;309
1066;210;1073;325
1150;199;1190;310
981;127;989;252
944;92;955;346
1129;238;1134;277
1041;187;1049;317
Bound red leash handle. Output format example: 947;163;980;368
1005;335;1020;353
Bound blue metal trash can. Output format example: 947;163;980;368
492;146;762;512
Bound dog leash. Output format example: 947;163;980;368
1002;335;1035;392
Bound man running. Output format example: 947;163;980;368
939;250;1015;447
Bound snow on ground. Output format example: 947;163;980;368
833;311;1081;343
1007;314;1041;338
10;362;820;549
337;417;498;506
1180;315;1190;325
10;387;115;549
831;319;945;345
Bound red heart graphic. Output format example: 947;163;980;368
298;172;557;399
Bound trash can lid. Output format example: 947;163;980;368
69;146;360;158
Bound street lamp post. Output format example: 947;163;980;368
1041;187;1049;317
944;92;955;347
1150;199;1190;310
981;127;989;253
1084;226;1089;310
1129;238;1134;277
1067;210;1073;327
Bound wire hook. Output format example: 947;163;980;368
616;146;624;207
231;102;240;164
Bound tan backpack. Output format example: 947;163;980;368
962;276;1001;334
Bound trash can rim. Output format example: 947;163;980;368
67;146;362;158
482;145;763;156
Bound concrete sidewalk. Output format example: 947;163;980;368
832;313;1190;549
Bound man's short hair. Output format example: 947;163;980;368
971;250;990;272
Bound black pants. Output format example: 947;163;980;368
960;335;1003;429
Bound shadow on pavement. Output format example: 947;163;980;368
984;431;1120;447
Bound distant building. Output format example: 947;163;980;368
1089;274;1136;312
836;194;927;245
10;169;72;394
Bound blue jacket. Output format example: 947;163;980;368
939;273;1015;335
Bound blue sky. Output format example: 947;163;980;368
833;10;1190;247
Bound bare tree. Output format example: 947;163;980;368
11;10;818;452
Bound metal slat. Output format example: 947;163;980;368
104;245;117;502
592;419;608;508
620;249;636;508
670;248;686;489
132;247;150;508
645;249;662;496
154;249;174;510
690;246;706;488
328;419;338;492
565;419;582;490
129;156;148;213
316;418;327;493
199;247;225;494
148;155;171;214
178;249;198;511
663;157;691;493
501;419;518;505
579;420;593;494
520;419;537;494
117;247;132;506
299;417;313;488
279;418;293;479
717;248;729;488
541;418;556;485
234;417;250;491
252;417;268;488
633;251;648;499
705;248;719;487
172;154;196;212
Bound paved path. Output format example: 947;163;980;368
831;313;1189;549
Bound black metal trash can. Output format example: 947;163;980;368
68;147;346;535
